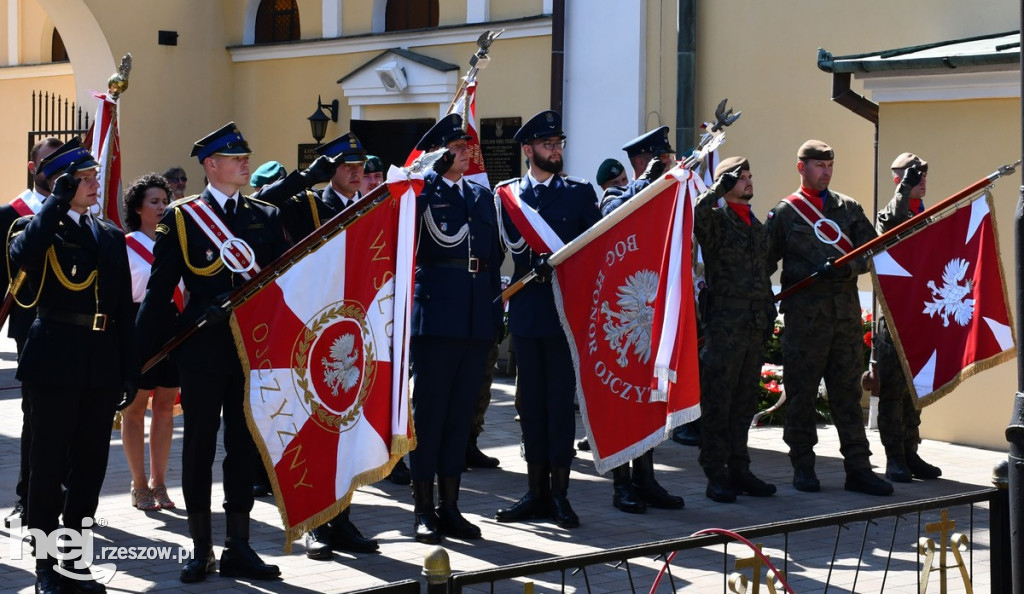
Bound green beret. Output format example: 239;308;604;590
364;155;384;174
890;152;928;173
250;160;286;188
596;158;625;186
714;156;750;180
797;140;834;160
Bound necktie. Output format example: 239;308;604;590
80;215;95;241
535;183;547;202
224;198;236;224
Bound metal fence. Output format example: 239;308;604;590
444;488;1002;593
25;90;90;189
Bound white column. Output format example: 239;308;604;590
322;0;343;38
351;104;363;120
7;0;20;66
466;0;489;23
542;0;553;15
370;0;386;33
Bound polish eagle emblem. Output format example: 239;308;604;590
322;334;361;395
923;258;975;327
602;270;659;367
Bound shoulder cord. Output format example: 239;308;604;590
494;193;527;255
307;190;322;229
422;205;469;246
175;208;224;277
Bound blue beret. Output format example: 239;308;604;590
621;126;673;159
39;137;99;180
415;114;472;151
316;132;367;163
190;122;251;164
514;110;564;144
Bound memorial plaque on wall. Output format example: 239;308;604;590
297;143;319;171
479;117;522;188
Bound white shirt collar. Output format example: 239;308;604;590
440;176;464;193
527;171;553;189
206;184;240;210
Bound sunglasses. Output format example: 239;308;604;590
167;176;187;183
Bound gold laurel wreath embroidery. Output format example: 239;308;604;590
294;303;376;432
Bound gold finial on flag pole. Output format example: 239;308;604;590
107;53;132;99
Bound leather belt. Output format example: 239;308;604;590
37;307;110;331
422;257;489;273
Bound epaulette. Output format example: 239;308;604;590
246;195;275;208
168;195;200;209
155;222;170;236
563;175;588;185
494;178;519;188
464;177;488;191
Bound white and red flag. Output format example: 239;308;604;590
552;168;703;473
872;192;1015;407
231;165;418;548
405;80;489;188
84;92;123;227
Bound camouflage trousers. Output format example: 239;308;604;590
874;317;921;459
697;316;764;479
471;341;500;437
781;296;872;473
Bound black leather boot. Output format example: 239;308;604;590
180;512;216;583
465;434;500;469
549;466;579;528
330;507;379;553
632;451;684;509
411;480;440;544
495;464;549;522
219;513;281;580
611;464;646;513
436;476;481;539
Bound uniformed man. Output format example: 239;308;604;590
10;137;136;593
764;140;892;496
874;152;941;483
256;133;379;559
595;158;628;191
163;166;188;200
595;127;685;514
136;123;288;582
2;136;61;532
409;113;503;543
361;155;385;195
694;157;777;502
494;110;601;528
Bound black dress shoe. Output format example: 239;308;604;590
906;452;942;480
844;468;894;496
576;436;590;451
219;542;281;580
180;547;216;583
436;506;482;539
304;526;333;560
495;491;549;522
414;510;441;544
331;515;379;553
885;458;913;483
705;477;737;503
730;470;777;497
59;565;107;594
612;484;646;514
388;459;411;485
549;494;580;528
793;467;820;492
4;501;25;529
35;567;62;594
252;482;271;498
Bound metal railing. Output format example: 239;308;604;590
444;488;1002;593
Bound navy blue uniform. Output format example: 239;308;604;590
499;174;600;467
136;190;290;516
10;197;135;542
256;173;358;242
409;171;503;481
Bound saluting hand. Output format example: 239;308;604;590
301;155;340;186
897;164;922;198
50;169;82;207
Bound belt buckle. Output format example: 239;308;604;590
92;313;108;331
467;257;480;273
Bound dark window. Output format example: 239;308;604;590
255;0;300;43
385;0;439;31
51;29;68;62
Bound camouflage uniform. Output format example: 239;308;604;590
693;189;775;480
874;189;922;460
764;189;877;473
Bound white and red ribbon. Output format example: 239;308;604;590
495;180;565;255
180;199;260;280
782;190;855;255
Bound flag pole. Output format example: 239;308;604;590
774;160;1021;303
141;148;447;374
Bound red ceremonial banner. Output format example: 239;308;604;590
231;183;415;549
872;192;1016;407
404;81;489;188
84;93;123;228
553;172;702;473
